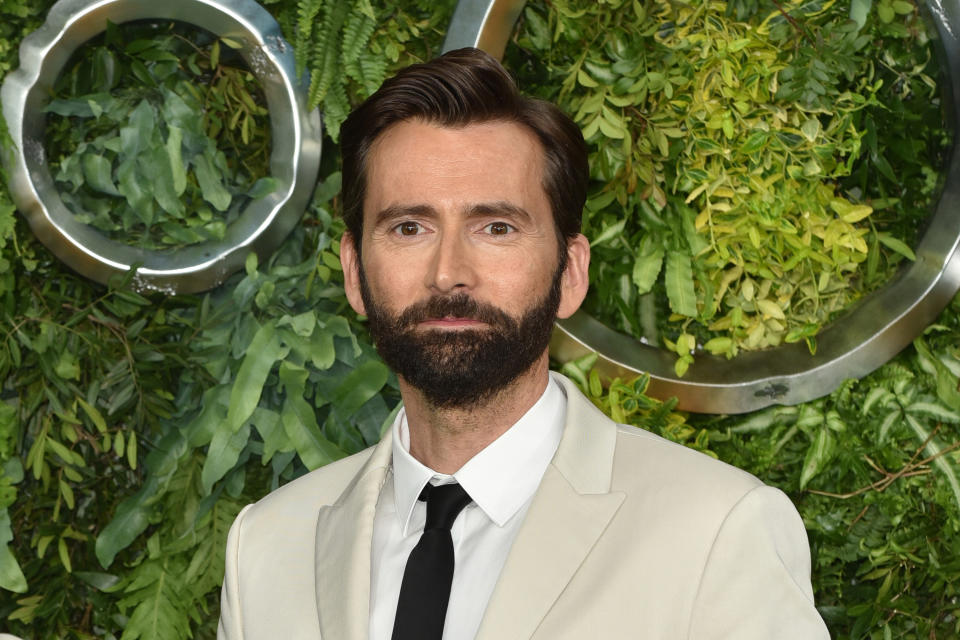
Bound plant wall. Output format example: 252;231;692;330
0;0;958;638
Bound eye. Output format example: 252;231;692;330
484;221;514;235
394;221;423;236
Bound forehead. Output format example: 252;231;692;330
363;119;548;220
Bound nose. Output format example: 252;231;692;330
425;230;476;294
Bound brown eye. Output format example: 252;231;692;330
398;222;421;236
485;222;512;235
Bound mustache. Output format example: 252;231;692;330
394;294;514;329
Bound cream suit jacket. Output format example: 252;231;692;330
217;374;830;639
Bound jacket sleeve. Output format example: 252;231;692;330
217;504;253;640
687;485;830;640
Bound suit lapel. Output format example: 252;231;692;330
314;432;393;640
475;374;626;640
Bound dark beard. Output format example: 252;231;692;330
360;266;563;409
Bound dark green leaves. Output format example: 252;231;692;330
45;21;273;250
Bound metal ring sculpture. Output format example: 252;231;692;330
1;0;322;294
444;0;960;414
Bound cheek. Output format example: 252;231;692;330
483;254;556;300
361;255;420;306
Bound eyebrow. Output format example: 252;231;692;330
370;201;535;229
371;204;435;229
465;201;534;224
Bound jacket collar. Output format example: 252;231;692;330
313;431;392;640
312;373;624;640
474;373;625;640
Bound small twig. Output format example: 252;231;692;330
808;432;960;500
848;504;870;529
769;0;814;46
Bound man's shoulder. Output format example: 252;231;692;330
612;423;760;494
608;422;783;534
555;372;761;500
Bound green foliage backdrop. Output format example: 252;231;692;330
0;0;958;638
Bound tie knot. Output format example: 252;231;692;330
419;483;472;531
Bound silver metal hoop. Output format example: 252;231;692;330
1;0;322;294
446;0;960;414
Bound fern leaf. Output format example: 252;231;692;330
118;556;195;640
342;10;376;65
322;80;351;142
294;0;325;77
307;0;351;109
345;51;388;98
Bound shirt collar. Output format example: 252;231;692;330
390;374;566;533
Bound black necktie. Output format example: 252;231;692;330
391;482;473;640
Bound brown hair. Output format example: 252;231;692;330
339;47;587;254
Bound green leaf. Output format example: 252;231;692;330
914;338;960;411
877;233;916;261
127;431;138;470
905;414;960;511
165;125;186;196
0;509;26;592
81;153;120;196
246;176;278;200
58;537;72;573
800;426;835;489
193;148;232;212
279;363;346;470
95;481;157;568
905;401;960;423
201;422;251;494
77;397;108;434
800;118;821;142
251;408;289;463
74;571;120;591
589;219;626;247
665;251;697;317
120;99;154;159
632;244;664;294
145;145;183;216
849;0;872;31
329;360;390;418
224;321;288;435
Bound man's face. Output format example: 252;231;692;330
341;119;589;408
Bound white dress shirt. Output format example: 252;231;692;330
368;374;566;640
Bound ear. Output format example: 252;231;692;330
339;231;367;316
557;233;590;319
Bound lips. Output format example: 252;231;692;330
395;294;508;331
419;315;486;328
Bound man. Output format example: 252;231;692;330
217;48;829;639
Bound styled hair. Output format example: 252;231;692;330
339;47;588;252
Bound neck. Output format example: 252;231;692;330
399;354;551;474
